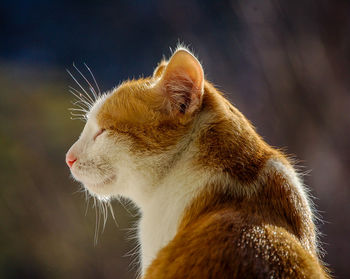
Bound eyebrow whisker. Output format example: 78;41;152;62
71;100;90;111
69;87;93;108
67;68;95;105
73;63;98;101
84;63;101;95
68;107;88;113
70;116;87;122
70;112;85;118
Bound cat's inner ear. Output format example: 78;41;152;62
153;60;167;78
155;49;204;115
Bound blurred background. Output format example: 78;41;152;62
1;0;349;278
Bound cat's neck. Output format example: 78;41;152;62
137;115;216;274
138;163;213;274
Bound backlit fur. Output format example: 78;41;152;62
66;47;329;278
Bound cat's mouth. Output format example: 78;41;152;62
70;163;117;191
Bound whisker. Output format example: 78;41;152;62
71;99;90;110
70;116;86;122
68;108;88;113
73;63;98;101
72;188;86;195
100;200;108;233
84;63;101;95
93;197;100;245
108;201;118;227
70;112;85;117
69;86;94;106
69;86;93;107
67;69;95;105
89;87;97;101
85;192;90;216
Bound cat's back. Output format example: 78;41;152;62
144;205;327;279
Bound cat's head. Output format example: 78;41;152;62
66;48;205;200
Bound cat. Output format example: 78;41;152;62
66;47;329;278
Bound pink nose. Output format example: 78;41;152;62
66;153;77;168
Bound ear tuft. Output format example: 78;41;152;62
156;49;204;116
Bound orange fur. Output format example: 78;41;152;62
145;212;325;279
97;79;195;153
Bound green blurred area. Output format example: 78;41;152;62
0;65;138;279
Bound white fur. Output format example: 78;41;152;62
135;141;219;273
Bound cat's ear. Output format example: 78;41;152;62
155;49;204;115
153;60;167;78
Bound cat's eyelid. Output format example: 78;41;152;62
93;128;105;141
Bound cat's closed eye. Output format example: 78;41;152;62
93;129;105;141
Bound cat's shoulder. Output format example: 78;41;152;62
144;208;327;279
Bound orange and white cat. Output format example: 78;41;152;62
66;47;329;278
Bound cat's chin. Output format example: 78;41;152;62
82;174;117;197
